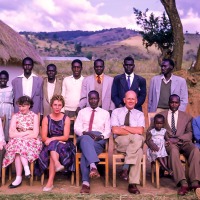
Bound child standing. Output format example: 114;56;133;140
147;114;173;175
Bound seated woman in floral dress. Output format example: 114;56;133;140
2;96;42;188
34;94;75;192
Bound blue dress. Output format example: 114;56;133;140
34;115;75;176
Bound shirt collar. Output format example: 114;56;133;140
18;73;37;78
161;74;173;84
125;72;134;78
168;109;178;115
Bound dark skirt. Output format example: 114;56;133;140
34;140;75;176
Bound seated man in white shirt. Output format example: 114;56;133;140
74;90;111;194
111;91;145;194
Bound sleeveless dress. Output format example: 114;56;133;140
147;128;168;162
3;111;43;167
0;86;14;142
34;115;75;176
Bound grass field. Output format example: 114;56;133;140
0;193;197;200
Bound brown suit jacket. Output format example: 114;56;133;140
146;110;193;147
43;76;63;116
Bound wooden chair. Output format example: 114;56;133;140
112;136;146;187
40;117;75;186
148;112;188;188
75;135;109;187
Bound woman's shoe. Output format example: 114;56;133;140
25;174;32;179
9;182;22;189
43;185;54;192
55;165;64;172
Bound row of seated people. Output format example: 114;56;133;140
0;91;200;197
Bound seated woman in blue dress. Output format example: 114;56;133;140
35;94;75;192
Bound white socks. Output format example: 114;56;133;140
24;165;30;176
90;163;96;170
12;176;22;186
83;181;90;186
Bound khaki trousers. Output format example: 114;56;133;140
115;134;144;184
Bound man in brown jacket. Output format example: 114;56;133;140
146;94;200;196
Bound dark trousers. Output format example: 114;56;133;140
77;135;105;182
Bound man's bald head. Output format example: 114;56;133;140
123;91;138;110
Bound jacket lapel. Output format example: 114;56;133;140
102;75;108;101
31;77;37;98
43;77;49;103
171;75;176;94
120;74;129;90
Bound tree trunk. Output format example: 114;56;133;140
194;44;200;71
160;0;184;70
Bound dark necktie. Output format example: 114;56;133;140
124;110;130;126
88;109;95;131
97;75;101;84
171;112;176;134
127;75;130;89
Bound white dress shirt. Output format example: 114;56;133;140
47;80;56;102
125;72;134;87
18;73;37;97
74;107;111;139
167;110;178;129
161;74;172;84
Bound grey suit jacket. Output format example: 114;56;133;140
12;75;43;114
148;74;188;112
78;74;115;111
146;110;193;147
43;76;63;116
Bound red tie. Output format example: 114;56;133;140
88;109;95;131
97;75;101;84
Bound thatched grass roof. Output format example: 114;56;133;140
0;20;44;66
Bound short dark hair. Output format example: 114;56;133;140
124;56;134;63
88;90;99;99
71;59;82;67
50;94;65;108
22;57;34;66
162;58;175;68
169;94;180;102
154;114;165;123
94;59;104;66
47;64;57;71
0;70;9;80
16;96;34;109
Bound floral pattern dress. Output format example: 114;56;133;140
3;111;42;167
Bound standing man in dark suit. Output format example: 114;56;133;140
12;57;43;115
146;94;200;196
111;56;146;111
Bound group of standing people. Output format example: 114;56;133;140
0;55;200;197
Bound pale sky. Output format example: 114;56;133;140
0;0;199;33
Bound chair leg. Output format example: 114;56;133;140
30;162;34;186
155;160;160;189
71;171;74;185
9;164;12;180
105;155;109;187
2;167;5;185
76;155;80;187
142;155;146;187
112;156;116;187
41;173;44;186
151;162;155;184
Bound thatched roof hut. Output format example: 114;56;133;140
0;20;43;66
